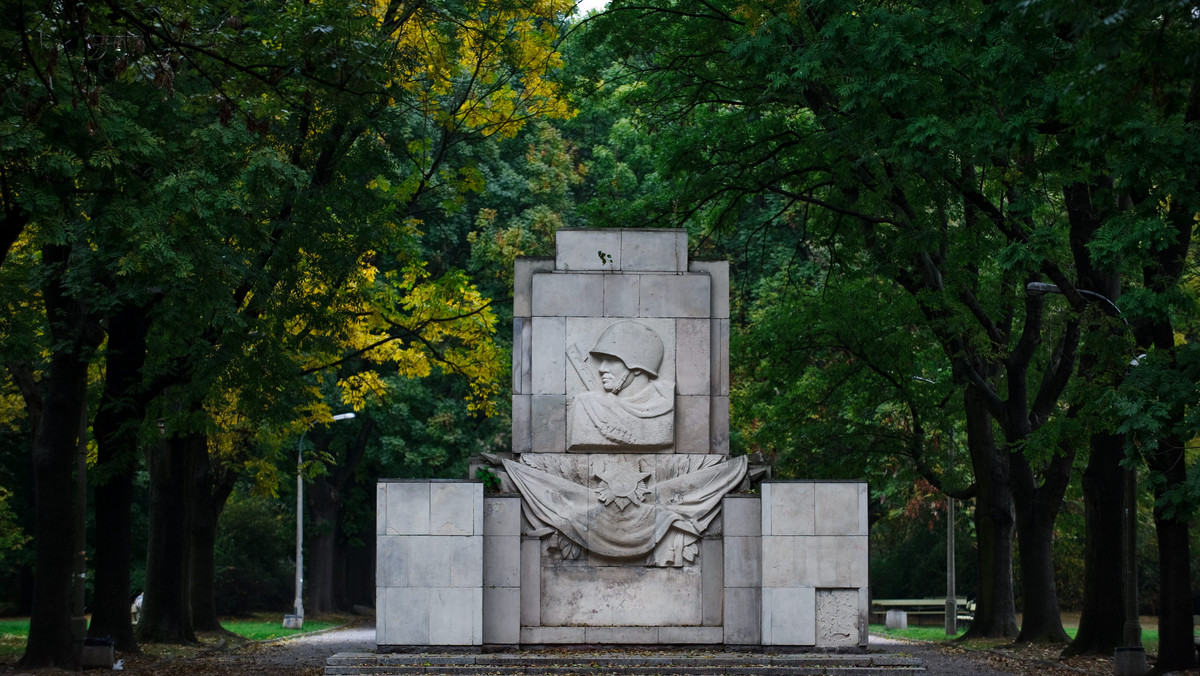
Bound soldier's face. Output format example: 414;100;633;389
596;356;630;392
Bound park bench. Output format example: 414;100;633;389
870;598;976;627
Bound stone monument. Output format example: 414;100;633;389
375;229;868;648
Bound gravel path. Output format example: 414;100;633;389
1;624;1116;675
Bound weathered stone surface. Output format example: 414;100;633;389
816;588;862;647
511;395;531;453
675;319;710;396
603;274;640;317
483;586;520;645
530;395;566;453
762;482;816;536
483;536;520;588
583;626;659;644
701;538;724;626
723;587;762;645
484;497;522;536
815;482;867;536
513;317;531;394
531;317;566;395
381;482;430;536
763;586;816;646
621;230;688;272
520;626;585;644
429;482;480;536
711;318;729;396
675;395;711;453
710;395;730;454
533;273;604;317
376;536;409;587
723;496;761;538
520;537;541;626
514;258;553;317
639;274;711;318
689;260;729;319
557;229;623;272
430;587;482;645
378;586;429;645
659;626;725;644
724;536;762;589
540;565;702;626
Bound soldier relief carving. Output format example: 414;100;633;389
566;320;674;451
503;454;747;567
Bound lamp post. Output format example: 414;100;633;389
1025;282;1143;674
284;412;355;629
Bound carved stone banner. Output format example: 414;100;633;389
503;454;746;567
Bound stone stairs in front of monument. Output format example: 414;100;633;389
325;650;925;675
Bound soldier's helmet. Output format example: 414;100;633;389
590;320;664;378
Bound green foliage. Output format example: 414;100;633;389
213;492;293;615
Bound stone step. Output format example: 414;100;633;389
325;651;925;675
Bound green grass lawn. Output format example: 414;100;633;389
869;623;1161;654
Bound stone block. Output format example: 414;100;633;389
710;396;730;455
533;273;604;317
701;538;723;625
689;260;729;319
521;626;585;644
639;274;711;318
885;609;908;630
483;536;520;588
530;395;566;453
557;229;623;271
511;395;531;453
380;587;430;645
763;586;816;646
622;229;688;272
816;588;862;647
711;319;729;396
376;535;410;587
723;496;762;538
513;317;532;394
540;565;702;626
450;536;484;588
723;587;761;645
520;537;542;626
603;274;640;317
429;587;482;645
584;626;659;643
815;483;866;536
724;536;762;589
531;317;566;395
429;482;480;536
660;626;725;644
675;395;711;453
806;536;868;588
514;258;554;317
675;319;711;396
409;536;452;588
383;482;430;536
761;536;795;589
763;482;816;536
484;497;522;536
483;586;520;645
376;484;387;536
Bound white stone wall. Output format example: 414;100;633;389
376;481;483;646
760;482;869;647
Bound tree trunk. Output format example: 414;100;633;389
1148;433;1195;673
20;245;102;670
88;302;152;652
137;431;204;644
1062;431;1127;656
189;449;238;633
959;386;1019;639
1012;476;1070;643
306;473;340;616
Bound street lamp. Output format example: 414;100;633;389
283;412;356;629
1025;282;1144;675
